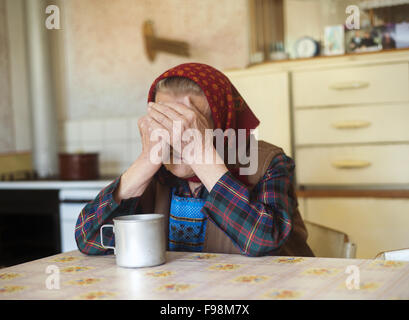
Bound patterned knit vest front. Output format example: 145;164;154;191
168;187;208;252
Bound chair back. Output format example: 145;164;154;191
304;220;356;259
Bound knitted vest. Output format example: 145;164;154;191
138;140;314;257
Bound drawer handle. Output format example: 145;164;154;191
332;120;371;129
329;81;369;90
332;160;371;169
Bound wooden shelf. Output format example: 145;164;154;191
248;47;409;67
297;188;409;199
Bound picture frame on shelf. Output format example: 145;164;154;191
345;26;386;53
395;22;409;49
323;25;345;56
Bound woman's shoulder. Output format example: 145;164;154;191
246;140;293;185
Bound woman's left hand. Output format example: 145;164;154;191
147;96;213;164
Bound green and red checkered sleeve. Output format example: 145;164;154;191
74;177;141;255
202;153;297;257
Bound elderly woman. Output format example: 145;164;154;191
75;63;313;257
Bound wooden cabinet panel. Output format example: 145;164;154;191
303;198;409;259
293;63;409;108
225;70;292;156
296;144;409;185
295;103;409;145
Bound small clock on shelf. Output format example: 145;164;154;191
294;36;320;58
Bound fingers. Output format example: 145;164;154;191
138;114;169;146
148;105;175;131
149;98;207;129
154;98;200;121
149;101;184;120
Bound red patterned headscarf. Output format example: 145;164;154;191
147;63;260;184
148;63;259;136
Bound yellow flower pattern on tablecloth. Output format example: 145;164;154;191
145;270;174;278
263;289;302;300
232;275;270;284
0;285;26;294
157;283;195;293
274;257;305;264
370;260;406;269
75;291;117;300
66;278;102;286
339;281;381;291
360;282;381;291
0;273;22;281
51;256;81;263
303;268;341;276
188;253;218;260
61;266;94;273
208;263;242;271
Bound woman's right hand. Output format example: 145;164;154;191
138;113;171;164
113;113;165;203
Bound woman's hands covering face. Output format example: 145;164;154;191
147;96;213;165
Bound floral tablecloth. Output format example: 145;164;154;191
1;250;408;300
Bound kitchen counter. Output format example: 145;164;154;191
0;250;408;300
0;179;115;190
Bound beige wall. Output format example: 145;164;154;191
59;0;250;121
54;0;250;175
0;0;14;153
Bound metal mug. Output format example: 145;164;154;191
100;214;166;268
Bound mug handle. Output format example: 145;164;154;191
100;224;115;252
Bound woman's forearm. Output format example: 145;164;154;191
113;153;161;203
190;146;228;192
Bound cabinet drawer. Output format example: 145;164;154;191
293;63;409;108
295;104;409;145
296;144;409;185
303;198;409;259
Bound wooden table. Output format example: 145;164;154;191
1;250;408;300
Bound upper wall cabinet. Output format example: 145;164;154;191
224;69;292;156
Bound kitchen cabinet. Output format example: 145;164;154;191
300;196;409;259
292;63;409;107
291;50;409;259
226;49;409;259
292;55;409;187
294;103;409;145
224;69;292;156
296;144;409;185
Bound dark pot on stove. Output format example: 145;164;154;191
59;153;99;180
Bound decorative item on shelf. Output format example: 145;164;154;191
270;42;289;61
58;153;100;181
380;25;398;49
143;20;190;62
294;36;320;59
395;22;409;48
345;26;383;53
323;25;345;56
249;51;265;64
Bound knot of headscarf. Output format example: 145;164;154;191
147;63;260;185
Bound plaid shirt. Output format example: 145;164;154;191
75;153;297;257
